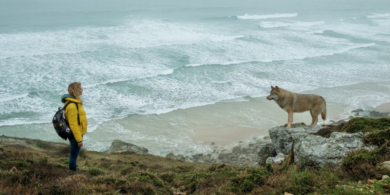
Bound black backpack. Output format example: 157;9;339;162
52;102;80;140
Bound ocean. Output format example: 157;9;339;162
1;0;390;156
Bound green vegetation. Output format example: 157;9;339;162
342;117;390;133
342;144;390;181
0;142;389;195
340;117;390;182
287;169;314;194
363;129;390;146
89;168;105;176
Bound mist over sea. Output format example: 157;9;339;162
1;0;390;156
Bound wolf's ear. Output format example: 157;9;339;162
271;86;275;90
275;86;280;92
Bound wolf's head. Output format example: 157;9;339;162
267;86;281;101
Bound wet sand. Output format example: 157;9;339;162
188;125;269;146
376;102;390;112
186;98;347;147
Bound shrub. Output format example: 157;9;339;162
342;118;390;133
342;145;390;180
2;159;32;170
34;140;53;150
119;181;156;195
316;187;366;195
240;179;255;193
160;173;175;183
287;169;314;195
130;172;164;188
246;167;270;185
363;129;390;146
57;146;70;156
227;167;271;193
342;146;388;168
312;123;346;138
57;146;87;158
38;157;48;166
175;165;194;173
89;168;104;176
129;161;139;167
120;167;134;176
375;178;390;194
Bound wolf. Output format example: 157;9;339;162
267;86;326;128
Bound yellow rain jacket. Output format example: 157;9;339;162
61;94;87;142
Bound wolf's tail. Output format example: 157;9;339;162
321;96;327;120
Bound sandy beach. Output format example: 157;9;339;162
376;102;390;112
188;125;269;146
184;98;348;147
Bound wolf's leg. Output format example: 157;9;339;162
313;114;319;125
312;110;319;126
287;111;293;128
309;110;315;126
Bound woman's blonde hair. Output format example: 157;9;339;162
68;82;83;105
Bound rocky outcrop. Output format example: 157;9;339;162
268;123;321;155
105;139;148;154
266;153;286;165
217;139;275;166
165;136;275;167
266;123;377;168
293;131;376;168
379;161;390;172
256;142;277;166
165;122;377;168
168;110;387;168
0;135;68;150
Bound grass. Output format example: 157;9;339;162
363;129;390;146
337;117;390;182
341;143;390;181
1;142;389;195
342;117;390;133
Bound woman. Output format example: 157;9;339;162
61;82;88;171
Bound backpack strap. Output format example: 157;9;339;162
63;102;80;126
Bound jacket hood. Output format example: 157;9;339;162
61;94;79;103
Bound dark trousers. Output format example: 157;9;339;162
68;136;81;171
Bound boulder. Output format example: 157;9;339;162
329;119;346;126
212;139;275;167
266;153;286;165
192;154;204;163
379;161;390;172
257;142;276;166
293;132;376;168
267;123;377;168
383;175;389;181
166;152;176;159
369;111;390;118
176;154;186;161
268;123;321;155
217;153;235;164
105;139;148;154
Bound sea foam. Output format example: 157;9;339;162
237;13;298;20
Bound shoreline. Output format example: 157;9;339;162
1;107;389;166
376;102;390;112
164;108;390;166
186;101;390;149
188;125;268;146
1;100;389;157
185;99;349;148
